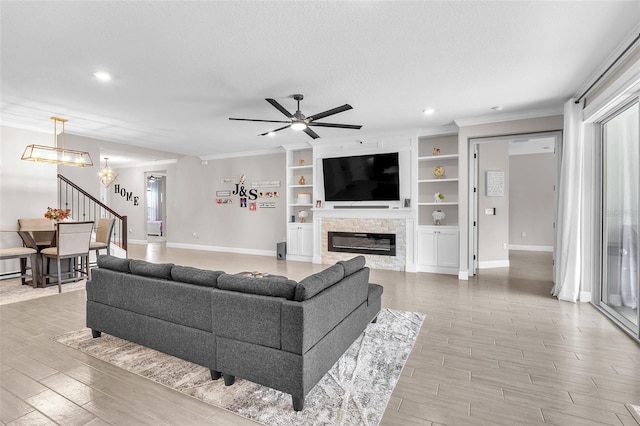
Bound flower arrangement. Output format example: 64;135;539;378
434;192;444;203
44;207;71;222
432;147;441;155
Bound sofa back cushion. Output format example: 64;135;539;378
217;273;297;300
293;264;344;301
338;255;366;277
171;265;223;288
97;255;130;273
129;259;174;280
88;268;214;332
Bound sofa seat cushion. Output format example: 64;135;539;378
97;255;130;273
217;273;297;300
171;265;223;287
129;259;174;280
293;264;345;301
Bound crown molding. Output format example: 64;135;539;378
200;146;284;161
417;124;459;137
453;107;563;128
116;159;178;169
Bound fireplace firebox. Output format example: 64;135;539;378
328;232;396;256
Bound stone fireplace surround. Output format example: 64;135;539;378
315;209;413;271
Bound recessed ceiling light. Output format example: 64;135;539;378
422;108;435;115
93;71;112;81
491;106;503;111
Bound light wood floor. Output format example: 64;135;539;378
1;246;639;425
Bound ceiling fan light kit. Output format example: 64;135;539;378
229;93;362;139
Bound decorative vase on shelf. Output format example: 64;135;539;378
434;192;444;203
433;166;445;179
432;147;441;156
299;159;305;166
299;175;306;185
432;210;445;225
298;210;309;223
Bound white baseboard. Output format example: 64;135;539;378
509;245;553;252
166;242;275;257
458;271;469;280
478;260;510;269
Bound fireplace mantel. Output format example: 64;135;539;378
313;208;415;220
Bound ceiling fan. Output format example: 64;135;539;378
229;94;362;139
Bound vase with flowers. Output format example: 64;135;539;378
44;207;71;222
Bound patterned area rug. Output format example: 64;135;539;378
53;308;424;426
0;278;86;305
627;404;640;424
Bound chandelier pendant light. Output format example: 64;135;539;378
98;157;119;187
21;117;93;167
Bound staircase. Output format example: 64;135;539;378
57;174;128;256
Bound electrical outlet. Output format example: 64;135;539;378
503;243;508;250
521;231;527;237
192;232;198;238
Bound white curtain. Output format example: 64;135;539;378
553;99;585;302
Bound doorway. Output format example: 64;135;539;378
146;173;166;242
469;132;561;278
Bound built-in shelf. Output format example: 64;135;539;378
288;164;313;170
418;178;459;183
418;154;459;161
288;184;313;188
418;202;459;206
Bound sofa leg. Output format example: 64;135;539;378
91;329;102;338
292;396;304;411
223;374;235;386
210;370;221;380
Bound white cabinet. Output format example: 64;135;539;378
287;223;313;259
417;226;458;274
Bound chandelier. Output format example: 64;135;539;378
98;157;119;187
21;117;93;167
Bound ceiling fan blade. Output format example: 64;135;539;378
303;127;320;139
308;122;362;129
229;118;291;123
266;98;294;118
307;104;353;122
258;124;291;136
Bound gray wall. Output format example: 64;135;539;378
168;153;286;253
478;141;510;265
509;153;555;248
1;125;287;261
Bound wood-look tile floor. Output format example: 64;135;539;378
1;246;638;425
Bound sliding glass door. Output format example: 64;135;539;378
600;100;639;336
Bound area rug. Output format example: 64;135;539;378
627;404;640;424
53;308;424;426
0;278;86;305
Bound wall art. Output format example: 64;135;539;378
259;202;276;208
216;190;231;197
251;180;281;188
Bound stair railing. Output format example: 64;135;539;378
57;174;127;252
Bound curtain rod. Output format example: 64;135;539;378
575;32;640;104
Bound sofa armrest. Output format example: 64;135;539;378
281;268;370;355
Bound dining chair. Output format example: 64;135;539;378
90;218;115;259
18;218;55;247
40;221;94;293
0;232;38;287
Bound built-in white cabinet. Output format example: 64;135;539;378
285;144;314;261
286;223;313;259
415;134;459;275
417;226;459;274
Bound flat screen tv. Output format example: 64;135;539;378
322;152;400;202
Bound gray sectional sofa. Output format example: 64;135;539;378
86;255;382;411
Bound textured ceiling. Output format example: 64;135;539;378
1;1;639;164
